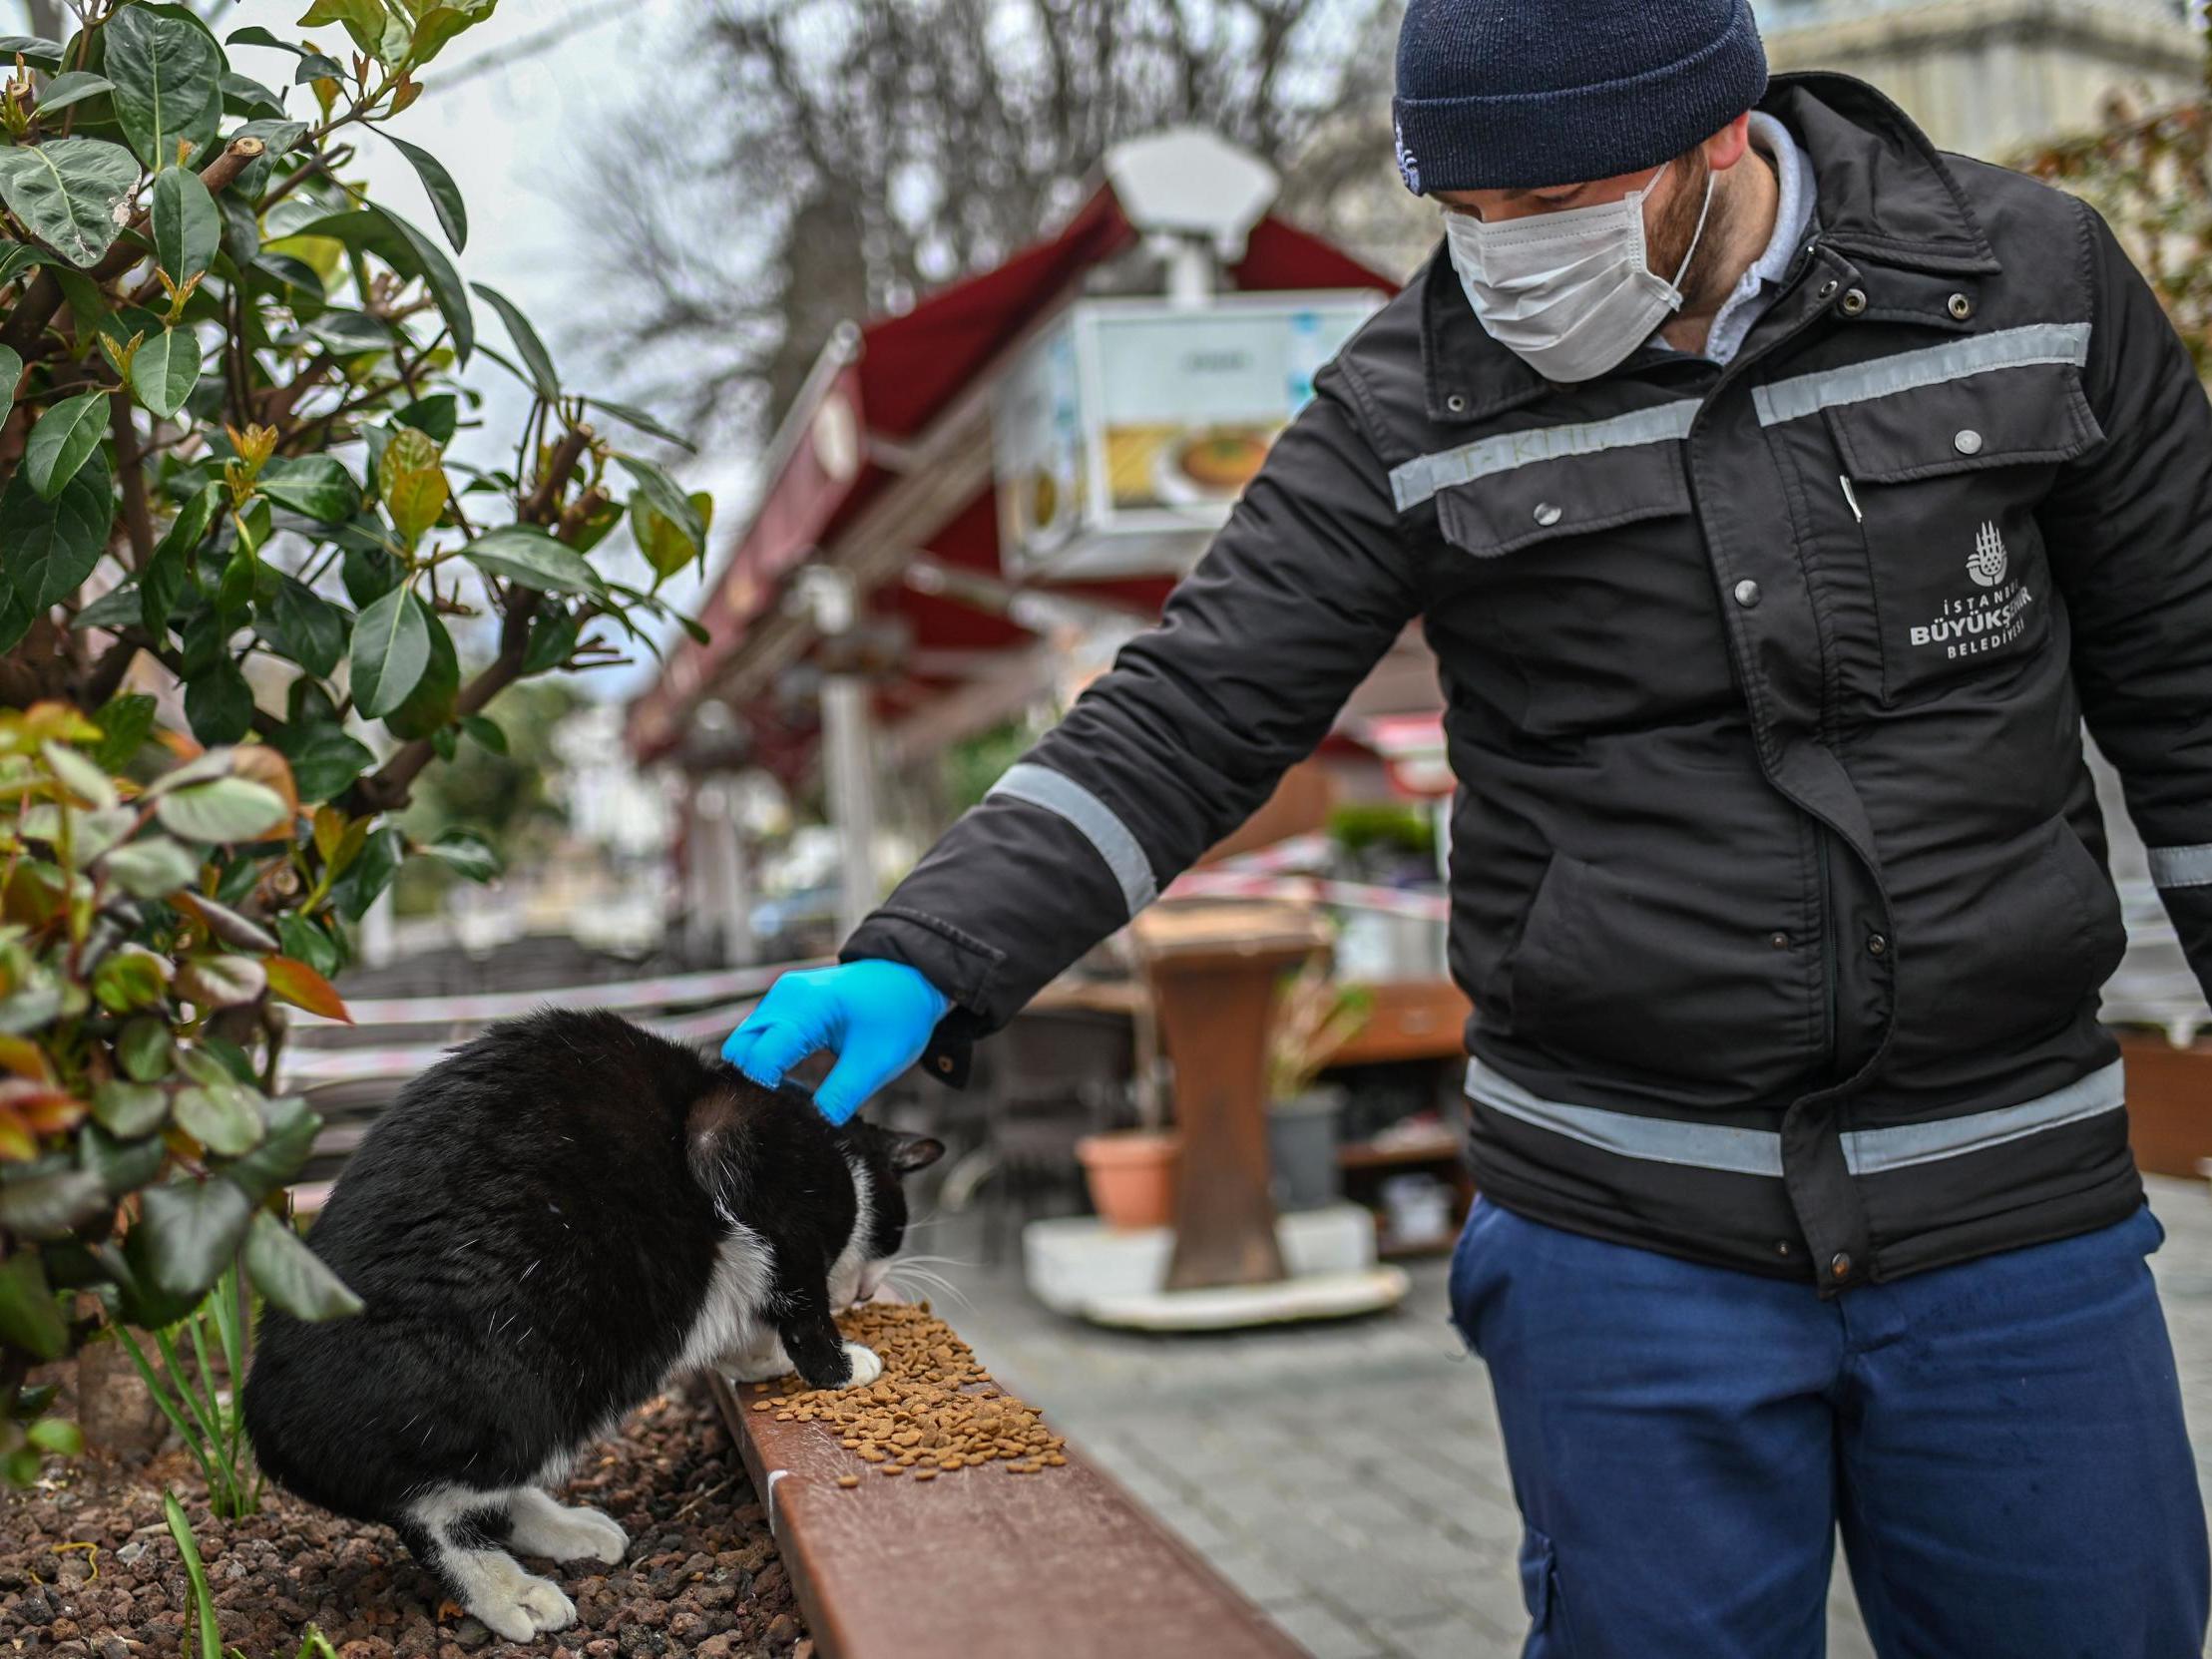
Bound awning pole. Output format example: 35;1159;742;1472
800;569;880;942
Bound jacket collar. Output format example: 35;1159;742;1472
1420;71;2002;426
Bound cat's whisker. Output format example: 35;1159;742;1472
893;1253;980;1271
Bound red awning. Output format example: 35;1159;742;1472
629;179;1401;766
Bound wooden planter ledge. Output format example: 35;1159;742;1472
707;1367;1301;1659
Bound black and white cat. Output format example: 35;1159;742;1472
242;1008;943;1642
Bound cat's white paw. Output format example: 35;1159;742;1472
471;1569;576;1642
841;1342;883;1387
510;1494;629;1564
723;1344;791;1384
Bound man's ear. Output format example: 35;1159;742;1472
888;1132;946;1176
1705;111;1755;175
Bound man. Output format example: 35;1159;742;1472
724;0;2212;1651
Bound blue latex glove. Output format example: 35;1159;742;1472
721;961;952;1125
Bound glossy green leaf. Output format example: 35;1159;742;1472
0;449;114;653
42;738;117;809
174;1074;262;1156
0;1162;108;1238
259;576;348;677
328;824;402;921
260;456;361;524
33;72;115;119
616;455;706;556
385;132;466;250
470;281;555;396
350;587;429;718
245;1209;361;1320
25;391;109;500
461;525;605;597
0;1252;67;1361
91;692;159;772
156;776;287;842
0;343;20;436
278;912;341;979
151;166;220;282
290;206;474;364
80;1122;168;1198
297;0;386;56
404;0;497;67
99;836;200;899
459;713;505;754
116;1021;175;1085
277;725;373;804
93;1077;171;1138
423;826;501;883
221;1094;319;1205
0;35;66;71
184;657;253;745
521;606;578;675
585;395;695;454
134;1177;252;1303
0;139;138;267
391;393;458;444
380;605;457;740
105;4;223;172
130;327;203;419
24;1419;84;1456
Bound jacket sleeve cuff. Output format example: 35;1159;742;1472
841;907;1008;1088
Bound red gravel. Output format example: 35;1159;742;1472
0;1379;806;1659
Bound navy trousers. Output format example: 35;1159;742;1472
1448;1198;2209;1658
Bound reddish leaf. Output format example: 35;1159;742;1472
264;956;350;1024
0;1036;51;1082
0;1078;86;1137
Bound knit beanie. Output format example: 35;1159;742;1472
1392;0;1769;194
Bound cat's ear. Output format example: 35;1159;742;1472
887;1132;945;1176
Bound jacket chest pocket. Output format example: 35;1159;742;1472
1431;437;1733;734
1825;360;2104;704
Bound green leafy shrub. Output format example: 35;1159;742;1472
0;0;712;1479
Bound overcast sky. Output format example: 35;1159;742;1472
11;0;731;699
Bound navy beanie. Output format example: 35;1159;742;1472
1392;0;1769;194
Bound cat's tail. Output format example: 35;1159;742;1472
684;1081;753;1219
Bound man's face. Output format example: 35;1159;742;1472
1432;116;1753;312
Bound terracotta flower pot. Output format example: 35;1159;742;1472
1076;1130;1183;1231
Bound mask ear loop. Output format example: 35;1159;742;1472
1667;162;1718;291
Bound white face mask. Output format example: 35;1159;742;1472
1444;162;1716;384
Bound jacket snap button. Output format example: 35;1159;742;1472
1866;933;1889;958
1446;393;1468;413
1948;292;1974;319
1775;1240;1794;1258
1817;278;1839;300
1733;579;1761;609
1954;429;1984;456
1533;502;1562;527
1831;1252;1853;1279
1768;931;1790;950
1840;288;1868;316
936;1054;954;1073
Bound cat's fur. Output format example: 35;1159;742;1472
242;1008;942;1643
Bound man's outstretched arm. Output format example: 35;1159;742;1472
727;360;1424;1120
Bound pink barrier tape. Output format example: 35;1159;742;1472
289;958;832;1032
1165;869;1451;922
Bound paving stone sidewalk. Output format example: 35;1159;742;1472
935;1174;2212;1659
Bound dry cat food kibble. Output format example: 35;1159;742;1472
754;1302;1070;1485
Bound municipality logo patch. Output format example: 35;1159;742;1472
1968;521;2007;588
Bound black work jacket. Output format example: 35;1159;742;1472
846;75;2212;1288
